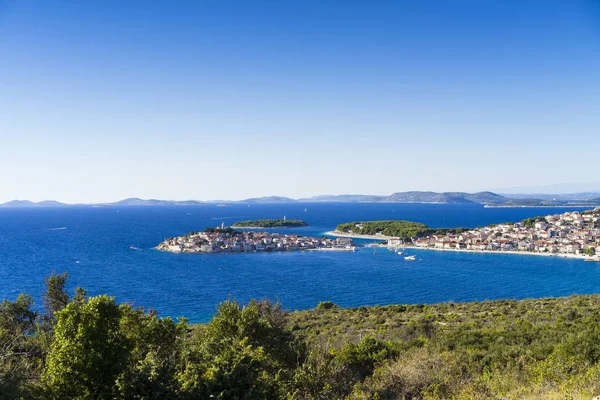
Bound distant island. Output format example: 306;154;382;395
2;191;600;207
231;219;308;228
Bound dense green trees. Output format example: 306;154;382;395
5;275;600;398
336;221;431;238
232;219;308;228
335;221;468;239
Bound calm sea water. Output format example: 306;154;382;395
1;203;598;322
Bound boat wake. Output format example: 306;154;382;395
49;227;67;230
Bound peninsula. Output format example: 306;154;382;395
156;227;353;253
329;207;600;259
231;219;308;228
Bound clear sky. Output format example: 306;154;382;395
1;0;599;202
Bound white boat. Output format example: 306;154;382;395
397;251;404;255
404;255;416;261
585;258;600;262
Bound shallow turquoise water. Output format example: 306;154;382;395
0;203;597;322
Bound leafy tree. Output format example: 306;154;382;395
115;307;186;399
178;299;299;399
0;294;38;399
41;272;69;330
43;295;129;399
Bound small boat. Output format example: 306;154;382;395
585;258;600;262
397;251;404;255
404;255;416;261
304;208;308;212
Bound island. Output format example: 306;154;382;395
329;207;600;260
155;227;354;253
231;219;308;228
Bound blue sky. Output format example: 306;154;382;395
1;0;599;202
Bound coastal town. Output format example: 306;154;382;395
389;208;600;258
156;225;355;253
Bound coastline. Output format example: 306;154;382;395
324;231;599;261
231;226;305;229
484;205;593;209
324;230;393;240
403;246;598;261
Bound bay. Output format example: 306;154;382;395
0;203;598;322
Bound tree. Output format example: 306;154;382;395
41;272;69;330
0;294;38;399
43;295;129;399
115;307;186;399
178;299;299;399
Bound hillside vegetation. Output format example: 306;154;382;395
232;219;308;228
335;220;468;238
3;274;600;399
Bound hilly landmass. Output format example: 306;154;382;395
380;191;506;204
0;200;67;207
3;191;600;207
111;198;205;206
299;194;386;202
239;196;298;204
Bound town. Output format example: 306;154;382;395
156;226;356;253
390;208;600;258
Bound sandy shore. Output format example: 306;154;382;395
324;230;393;240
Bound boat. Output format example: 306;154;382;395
397;251;404;255
585;258;600;262
404;255;416;261
304;208;308;212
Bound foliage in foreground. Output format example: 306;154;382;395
4;274;600;399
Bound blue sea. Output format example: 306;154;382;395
1;203;598;322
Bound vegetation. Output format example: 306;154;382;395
522;216;548;228
5;274;600;398
232;219;308;228
335;220;468;239
202;226;240;235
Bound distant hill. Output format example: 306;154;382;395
380;191;507;205
109;198;205;206
501;192;600;201
240;196;297;204
0;200;67;207
4;191;600;207
299;195;386;202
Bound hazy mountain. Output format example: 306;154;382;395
0;200;67;207
502;192;600;201
109;198;204;206
299;194;386;202
496;182;600;195
380;191;507;204
239;196;297;204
